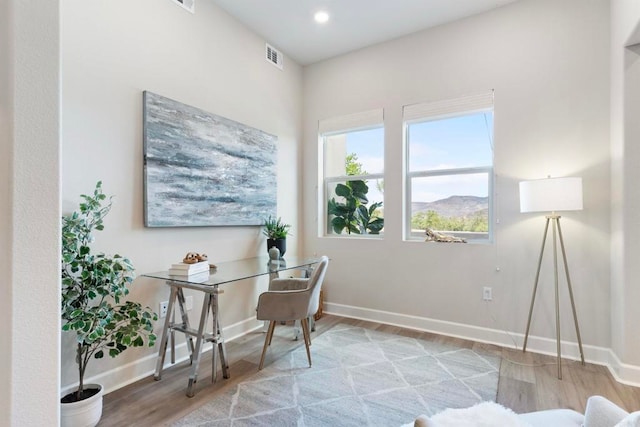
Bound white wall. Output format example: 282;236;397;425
0;0;12;421
60;1;303;392
2;0;636;419
610;0;640;374
303;0;615;372
1;0;62;425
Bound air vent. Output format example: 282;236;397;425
266;43;284;70
172;0;194;13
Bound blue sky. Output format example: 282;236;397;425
343;112;493;203
344;127;384;174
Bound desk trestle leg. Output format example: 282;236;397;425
210;293;230;382
154;282;229;397
186;293;212;397
218;318;230;379
154;286;178;381
176;289;194;363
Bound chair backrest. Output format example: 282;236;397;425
306;256;328;316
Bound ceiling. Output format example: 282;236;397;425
211;0;521;65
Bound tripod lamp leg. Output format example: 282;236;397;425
523;217;551;352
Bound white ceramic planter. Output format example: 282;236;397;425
60;383;103;427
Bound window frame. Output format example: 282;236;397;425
318;110;385;238
402;93;494;243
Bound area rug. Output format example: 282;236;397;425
172;323;501;426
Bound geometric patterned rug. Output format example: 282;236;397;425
171;323;501;426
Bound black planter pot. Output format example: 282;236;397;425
267;238;286;257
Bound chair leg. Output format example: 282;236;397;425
301;318;312;367
259;321;276;370
267;320;276;346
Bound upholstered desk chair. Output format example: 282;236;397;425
256;256;329;370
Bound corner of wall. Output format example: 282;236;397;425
9;0;62;424
0;1;14;423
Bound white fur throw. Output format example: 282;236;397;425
615;411;640;427
412;402;531;427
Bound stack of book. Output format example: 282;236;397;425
168;261;210;277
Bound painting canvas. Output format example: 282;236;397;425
143;91;277;227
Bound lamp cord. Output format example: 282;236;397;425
483;300;558;368
489;175;559;368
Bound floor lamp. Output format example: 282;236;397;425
519;176;585;379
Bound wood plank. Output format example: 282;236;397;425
97;315;640;426
499;348;537;384
497;376;538;413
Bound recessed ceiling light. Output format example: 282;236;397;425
314;11;330;24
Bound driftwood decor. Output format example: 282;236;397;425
425;228;467;243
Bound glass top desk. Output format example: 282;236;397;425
143;255;320;397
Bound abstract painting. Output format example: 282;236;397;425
143;91;277;227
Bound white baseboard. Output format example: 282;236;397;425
324;302;640;387
64;303;640;396
62;317;265;396
605;350;640;386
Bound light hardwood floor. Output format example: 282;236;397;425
98;315;640;426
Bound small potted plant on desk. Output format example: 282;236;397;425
263;215;291;257
60;182;157;427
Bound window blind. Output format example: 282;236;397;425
318;108;383;135
403;90;494;122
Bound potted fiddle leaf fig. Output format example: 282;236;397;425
328;179;384;235
262;215;291;257
60;181;157;427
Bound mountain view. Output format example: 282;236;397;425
411;195;489;233
412;195;488;218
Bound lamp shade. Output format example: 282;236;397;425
519;177;583;213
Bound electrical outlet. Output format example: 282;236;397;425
159;301;169;318
483;287;492;301
159;297;192;318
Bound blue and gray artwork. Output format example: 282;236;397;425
143;91;277;227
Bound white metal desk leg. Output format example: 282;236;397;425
214;287;229;379
217;317;229;379
293;316;314;341
211;292;229;382
186;293;211;397
154;286;177;380
293;320;302;341
211;294;218;383
176;289;194;362
170;309;175;364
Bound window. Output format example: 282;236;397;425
403;92;494;242
319;109;384;237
